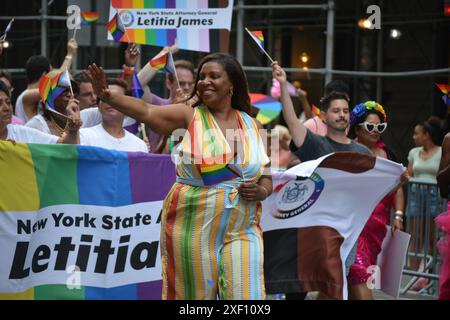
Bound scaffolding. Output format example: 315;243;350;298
1;0;448;81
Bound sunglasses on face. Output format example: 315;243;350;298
358;121;387;134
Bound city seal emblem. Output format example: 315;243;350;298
272;173;324;219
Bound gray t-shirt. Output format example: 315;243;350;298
290;129;372;161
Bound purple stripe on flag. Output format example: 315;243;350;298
166;29;177;46
166;0;176;8
198;0;208;9
128;153;176;203
137;280;163;300
199;29;210;52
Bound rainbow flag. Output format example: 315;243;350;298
130;72;144;98
199;153;242;186
38;70;72;109
149;51;176;76
0;142;176;299
435;82;450;105
108;1;231;52
248;29;264;50
111;0;227;10
80;12;99;26
106;11;125;42
311;104;323;120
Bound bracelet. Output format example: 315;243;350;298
394;210;403;217
394;215;403;222
65;55;73;60
122;65;135;76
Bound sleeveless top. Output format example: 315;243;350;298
175;105;270;188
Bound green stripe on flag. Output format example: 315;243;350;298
28;144;79;208
144;0;154;8
145;29;156;45
34;285;85;300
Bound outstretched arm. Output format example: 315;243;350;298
271;61;307;148
122;42;140;90
60;38;78;71
87;64;193;136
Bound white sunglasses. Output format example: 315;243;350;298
358;121;387;134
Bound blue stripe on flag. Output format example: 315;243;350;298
77;146;132;206
85;284;137;300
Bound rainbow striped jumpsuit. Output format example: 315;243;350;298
161;105;269;300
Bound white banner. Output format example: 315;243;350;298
0;201;163;293
113;8;233;30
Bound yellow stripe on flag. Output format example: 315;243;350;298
0;288;34;300
134;0;145;8
134;29;146;44
0;142;39;211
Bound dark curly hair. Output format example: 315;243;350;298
189;53;251;114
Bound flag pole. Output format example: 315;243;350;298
1;18;14;41
72;28;78;40
244;27;274;64
140;123;148;142
66;68;74;97
169;50;181;89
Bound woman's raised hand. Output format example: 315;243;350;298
65;97;82;132
86;64;110;102
271;61;287;84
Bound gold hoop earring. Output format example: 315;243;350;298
229;88;234;97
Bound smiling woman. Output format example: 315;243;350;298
87;52;272;300
347;101;406;300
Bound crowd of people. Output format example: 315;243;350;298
0;36;449;300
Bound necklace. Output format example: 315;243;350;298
49;117;65;137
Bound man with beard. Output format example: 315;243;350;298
270;62;372;300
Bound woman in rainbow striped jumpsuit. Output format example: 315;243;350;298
87;53;272;300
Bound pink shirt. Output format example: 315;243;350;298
304;116;327;136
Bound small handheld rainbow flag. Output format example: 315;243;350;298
245;27;274;63
106;11;125;42
80;12;99;26
0;18;14;41
200;153;242;186
435;83;450;105
130;72;144;98
311;104;323;120
149;51;176;76
39;70;72;110
249;30;265;50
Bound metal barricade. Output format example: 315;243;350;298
401;181;447;297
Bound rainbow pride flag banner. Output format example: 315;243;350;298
108;0;233;52
0;142;175;299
